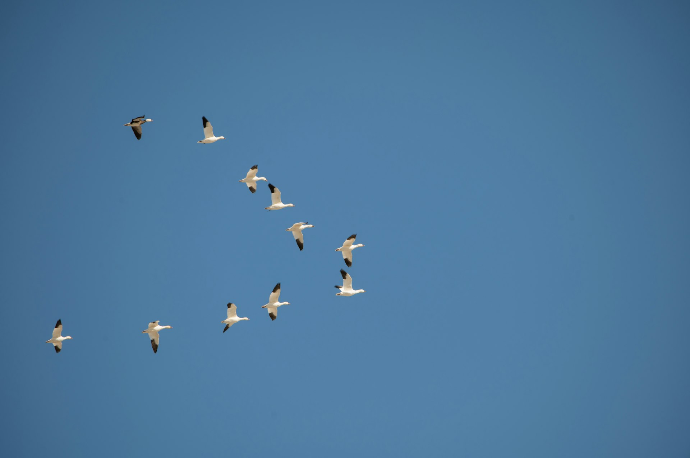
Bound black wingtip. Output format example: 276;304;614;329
249;186;256;193
269;312;277;321
268;183;276;192
340;269;347;279
335;285;341;289
223;324;230;333
54;346;61;353
202;116;209;127
296;239;304;251
151;340;158;354
345;259;352;267
348;234;357;240
55;319;61;328
273;283;281;292
227;303;234;308
251;165;258;170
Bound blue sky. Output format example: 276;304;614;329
1;1;689;456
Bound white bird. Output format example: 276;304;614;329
286;222;314;251
124;115;152;140
335;269;366;296
197;116;225;143
261;283;290;321
46;319;72;353
142;321;173;354
239;165;268;193
335;234;365;267
222;303;249;333
265;184;294;210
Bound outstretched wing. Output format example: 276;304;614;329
52;319;62;339
150;332;159;353
342;249;353;267
226;303;238;319
202;116;214;139
246;182;256;193
340;269;353;290
132;126;142;140
246;165;258;179
269;283;281;303
54;342;62;353
292;230;304;251
268;184;281;205
343;234;357;248
223;323;233;333
267;307;277;321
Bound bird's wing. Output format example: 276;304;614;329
246;165;258;179
54;342;62;353
269;283;281;303
268;184;281;205
246;182;256;193
131;116;145;123
148;321;159;329
292;229;304;251
342;249;353;267
223;323;233;333
267;307;278;321
132;126;142;140
52;319;62;339
343;234;357;247
226;303;238;318
341;269;353;290
150;332;159;353
202;116;214;139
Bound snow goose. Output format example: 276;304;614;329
124;115;152;140
286;222;314;251
261;283;290;321
197;116;225;143
222;303;249;333
46;319;72;353
336;234;365;267
142;321;172;354
239;165;267;193
265;184;294;210
335;269;366;296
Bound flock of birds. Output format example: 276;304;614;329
45;115;367;354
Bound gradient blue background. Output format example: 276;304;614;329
1;1;689;456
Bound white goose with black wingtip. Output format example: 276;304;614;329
142;321;172;354
335;269;366;296
261;283;290;321
239;165;267;193
197;116;225;143
286;222;314;251
265;184;294;210
222;303;249;333
124;115;152;140
46;319;72;353
335;234;365;267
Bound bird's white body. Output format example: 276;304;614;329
222;303;249;333
142;321;172;353
335;234;365;267
261;283;290;320
46;319;72;353
286;222;314;251
265;184;294;210
335;269;366;296
239;165;268;193
198;116;225;143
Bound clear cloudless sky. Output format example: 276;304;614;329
1;1;689;456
